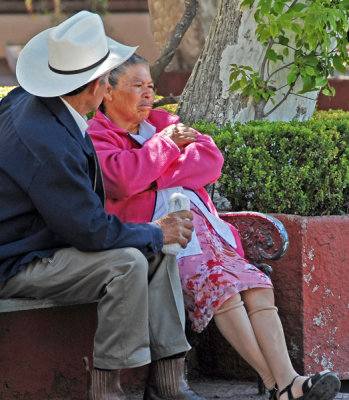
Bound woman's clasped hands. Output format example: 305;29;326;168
162;123;197;148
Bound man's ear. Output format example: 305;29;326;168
89;77;103;97
104;84;113;102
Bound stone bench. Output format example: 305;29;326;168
0;211;289;400
0;211;289;315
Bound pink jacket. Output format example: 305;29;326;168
88;109;244;257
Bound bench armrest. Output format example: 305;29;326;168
219;211;289;275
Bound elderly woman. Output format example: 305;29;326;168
88;54;340;400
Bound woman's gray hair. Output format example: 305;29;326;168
99;53;149;113
108;53;149;88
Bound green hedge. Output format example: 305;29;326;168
2;86;348;216
0;86;16;99
192;112;349;216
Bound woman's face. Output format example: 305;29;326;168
105;63;155;127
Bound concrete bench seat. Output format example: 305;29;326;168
0;298;96;313
0;298;98;313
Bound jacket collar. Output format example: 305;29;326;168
38;96;93;154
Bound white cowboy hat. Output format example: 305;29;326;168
16;10;138;97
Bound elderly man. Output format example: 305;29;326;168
0;11;204;400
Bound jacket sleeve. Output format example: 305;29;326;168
156;131;224;190
27;141;163;254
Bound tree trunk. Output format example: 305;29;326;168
148;0;217;72
177;0;318;126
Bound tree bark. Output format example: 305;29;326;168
177;0;318;126
149;0;199;84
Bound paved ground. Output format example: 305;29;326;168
124;379;267;400
123;379;349;400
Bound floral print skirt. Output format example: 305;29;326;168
178;204;273;333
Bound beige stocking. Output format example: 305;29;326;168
248;306;298;391
214;295;276;391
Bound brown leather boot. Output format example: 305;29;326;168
83;357;126;400
143;356;205;400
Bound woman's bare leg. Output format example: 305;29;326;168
213;287;339;399
242;288;299;395
214;292;276;391
242;288;335;399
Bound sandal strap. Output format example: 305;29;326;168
269;384;279;400
280;371;332;400
301;372;323;395
279;376;300;400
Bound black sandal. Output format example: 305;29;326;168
269;384;278;400
279;371;341;400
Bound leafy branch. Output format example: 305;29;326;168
229;0;349;118
150;0;199;84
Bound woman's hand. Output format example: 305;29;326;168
161;123;197;147
154;210;194;248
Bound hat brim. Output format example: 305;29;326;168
16;27;137;97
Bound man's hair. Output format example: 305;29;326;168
99;54;149;113
64;74;107;97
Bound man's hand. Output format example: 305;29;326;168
161;123;197;148
154;210;194;248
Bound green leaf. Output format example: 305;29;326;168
290;3;307;12
273;1;284;14
315;76;328;87
291;23;303;37
230;71;239;81
305;66;316;76
304;56;319;67
270;24;279;38
253;93;261;102
242;65;254;72
242;86;252;96
241;0;254;6
266;48;278;62
259;27;272;41
260;0;272;15
278;35;290;46
262;91;270;100
333;55;346;74
328;15;337;31
301;75;315;92
287;72;298;85
254;8;261;23
230;81;243;92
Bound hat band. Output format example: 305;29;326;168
48;50;110;75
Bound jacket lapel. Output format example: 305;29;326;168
38;96;105;204
38;96;92;154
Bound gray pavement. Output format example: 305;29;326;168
124;379;349;400
124;379;267;399
126;379;266;400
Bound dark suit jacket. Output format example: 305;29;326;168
0;87;162;281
